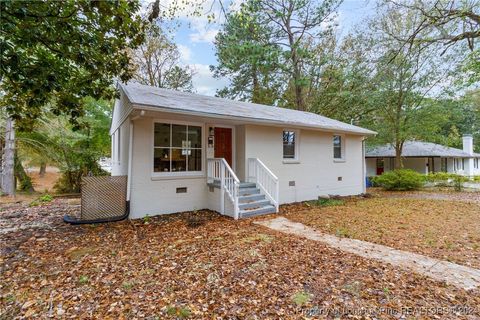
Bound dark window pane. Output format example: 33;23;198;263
154;148;170;172
334;147;342;159
283;145;295;158
188;149;202;171
171;149;187;172
283;131;295;158
172;124;187;148
188;126;202;148
333;135;342;159
154;123;170;147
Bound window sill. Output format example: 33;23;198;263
333;159;346;163
151;173;205;180
283;159;300;164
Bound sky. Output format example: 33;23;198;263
160;0;376;96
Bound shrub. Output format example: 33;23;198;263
372;169;425;191
306;198;345;207
452;175;469;192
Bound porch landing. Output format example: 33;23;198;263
208;181;276;218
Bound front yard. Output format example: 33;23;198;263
283;189;480;269
1;193;480;319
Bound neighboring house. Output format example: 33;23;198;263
366;136;480;177
110;82;376;219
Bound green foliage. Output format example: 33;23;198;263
425;173;470;191
78;275;89;285
165;305;191;318
336;227;353;238
29;194;53;206
18;98;112;194
0;0;144;127
39;194;53;202
307;198;344;207
292;291;311;307
372;170;425;191
132;25;194;92
452;175;469;192
213;4;282;104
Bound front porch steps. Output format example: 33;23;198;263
238;183;276;218
208;181;277;218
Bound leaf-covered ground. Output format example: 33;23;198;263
284;190;480;270
1;198;480;319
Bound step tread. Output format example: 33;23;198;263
238;194;265;203
240;204;276;217
240;205;276;218
239;199;270;209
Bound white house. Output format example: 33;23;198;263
366;136;480;177
110;82;376;219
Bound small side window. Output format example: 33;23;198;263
283;130;296;159
333;135;344;160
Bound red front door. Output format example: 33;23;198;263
214;127;233;167
376;158;384;175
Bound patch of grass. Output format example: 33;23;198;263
307;198;345;207
29;194;54;207
143;214;151;225
122;281;134;290
78;275;89;285
292;291;311;307
243;233;274;243
5;294;15;303
335;226;352;238
39;194;53;202
166;305;191;318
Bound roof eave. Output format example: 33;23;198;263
131;103;377;136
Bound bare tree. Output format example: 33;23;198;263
388;0;480;53
2;117;15;196
131;26;195;92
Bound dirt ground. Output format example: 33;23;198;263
27;166;60;193
283;190;480;270
0;166;61;205
1;196;479;319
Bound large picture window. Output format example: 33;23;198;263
283;130;296;159
153;122;202;173
333;135;344;160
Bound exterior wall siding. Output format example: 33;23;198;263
244;125;365;203
128;117;209;219
120;113;367;219
111;118;130;176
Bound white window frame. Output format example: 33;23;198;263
333;133;346;162
152;119;205;178
282;129;300;163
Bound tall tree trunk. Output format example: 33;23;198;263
14;152;34;192
251;63;260;103
39;161;47;177
2;117;15;196
394;140;404;169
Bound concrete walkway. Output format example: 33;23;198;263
255;217;480;291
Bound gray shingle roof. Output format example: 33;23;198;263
119;82;376;135
366;141;480;158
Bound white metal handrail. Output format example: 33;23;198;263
207;158;240;219
247;158;279;212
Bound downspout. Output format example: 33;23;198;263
362;137;367;193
